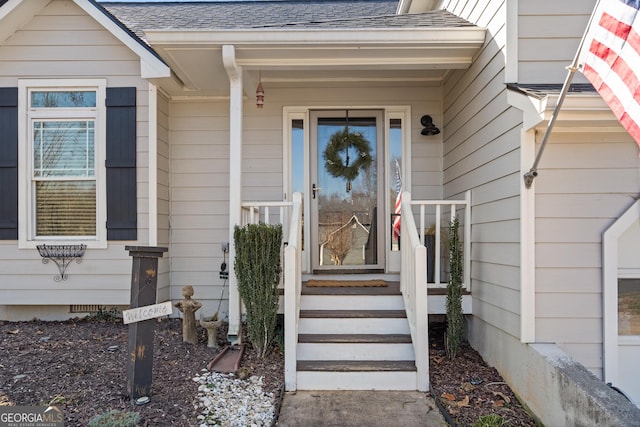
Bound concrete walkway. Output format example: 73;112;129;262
276;390;448;427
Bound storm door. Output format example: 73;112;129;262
310;110;384;271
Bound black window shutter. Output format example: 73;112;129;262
0;88;18;240
106;87;137;240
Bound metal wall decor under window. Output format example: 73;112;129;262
37;244;86;281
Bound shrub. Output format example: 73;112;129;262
445;216;464;359
234;223;283;358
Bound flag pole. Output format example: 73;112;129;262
523;0;602;189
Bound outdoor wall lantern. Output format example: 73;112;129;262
421;115;440;136
37;244;86;281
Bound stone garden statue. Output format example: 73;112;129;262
200;312;224;348
174;285;202;345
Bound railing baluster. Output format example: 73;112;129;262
435;204;441;286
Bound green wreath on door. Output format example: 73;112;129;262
323;128;373;187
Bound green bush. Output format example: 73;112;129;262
88;410;140;427
445;216;464;360
234;223;283;358
473;414;508;427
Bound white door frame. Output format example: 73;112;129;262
283;106;411;274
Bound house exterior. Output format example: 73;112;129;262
1;0;640;424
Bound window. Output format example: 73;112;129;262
19;80;107;247
31;90;97;238
619;279;640;336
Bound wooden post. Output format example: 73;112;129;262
125;246;167;402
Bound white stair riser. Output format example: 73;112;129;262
285;294;474;315
296;371;417;391
299;318;410;335
297;343;415;361
300;295;404;311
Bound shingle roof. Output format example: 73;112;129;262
98;1;475;45
260;9;475;29
507;83;597;99
99;1;399;34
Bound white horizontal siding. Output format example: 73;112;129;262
517;0;596;83
155;93;171;302
440;0;525;358
170;99;233;307
534;129;639;375
0;0;152;308
168;85;442;313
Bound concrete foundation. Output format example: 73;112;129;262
468;318;640;426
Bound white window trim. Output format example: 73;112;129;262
18;79;107;249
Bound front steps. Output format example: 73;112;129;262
295;281;418;390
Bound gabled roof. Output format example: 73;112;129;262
100;0;400;38
0;0;169;78
1;0;485;96
102;1;483;96
100;0;473;45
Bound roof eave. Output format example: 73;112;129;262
144;27;486;46
507;86;619;132
76;0;170;79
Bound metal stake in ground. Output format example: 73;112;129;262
125;246;167;402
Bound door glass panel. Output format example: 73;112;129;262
291;119;305;250
619;279;640;335
389;118;402;251
317;116;377;266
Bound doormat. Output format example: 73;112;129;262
306;279;387;287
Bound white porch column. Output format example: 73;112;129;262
148;82;158;247
222;45;243;342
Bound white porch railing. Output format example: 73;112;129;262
412;190;472;290
400;190;471;392
400;191;429;391
283;193;303;391
241;201;293;226
241;191;470;393
240;194;303;391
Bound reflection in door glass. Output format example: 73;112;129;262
317;116;377;266
619;279;640;335
389;119;402;251
291;119;304;250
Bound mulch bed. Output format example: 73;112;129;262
429;322;540;426
1;315;538;426
0;316;284;426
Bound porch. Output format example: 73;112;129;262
241;191;471;392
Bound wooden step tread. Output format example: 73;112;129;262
300;309;407;319
298;333;412;344
296;283;470;296
297;360;416;372
302;282;400;295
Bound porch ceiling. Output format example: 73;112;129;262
144;28;486;97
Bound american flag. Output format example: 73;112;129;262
580;0;640;145
393;160;402;240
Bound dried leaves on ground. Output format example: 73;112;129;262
1;315;538;427
0;317;284;426
429;322;539;427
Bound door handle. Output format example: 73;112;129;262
312;183;322;199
